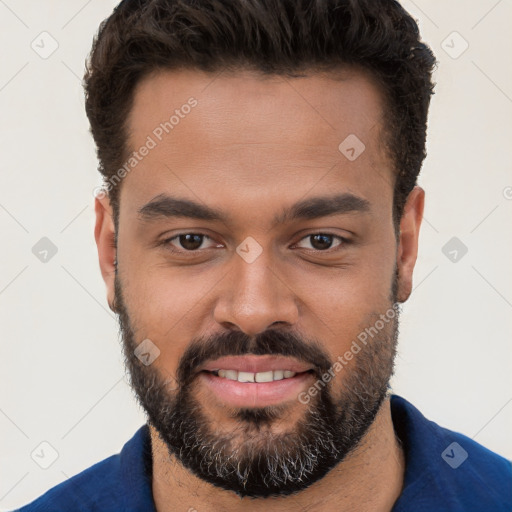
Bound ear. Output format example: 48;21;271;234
94;193;117;313
396;186;425;303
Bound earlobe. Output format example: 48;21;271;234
395;186;425;303
94;194;117;312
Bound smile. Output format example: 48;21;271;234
205;369;314;382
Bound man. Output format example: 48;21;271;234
17;0;511;511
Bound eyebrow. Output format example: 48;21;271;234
137;192;371;225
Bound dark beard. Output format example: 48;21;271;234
114;274;400;498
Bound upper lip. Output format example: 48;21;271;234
200;355;314;374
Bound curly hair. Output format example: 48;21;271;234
83;0;436;229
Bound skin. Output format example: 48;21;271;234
95;68;424;511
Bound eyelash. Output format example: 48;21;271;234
160;232;350;254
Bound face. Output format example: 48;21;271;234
95;68;424;497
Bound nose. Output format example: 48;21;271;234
213;248;299;337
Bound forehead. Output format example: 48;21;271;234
120;67;393;221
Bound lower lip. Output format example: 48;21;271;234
199;371;315;408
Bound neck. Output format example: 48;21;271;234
151;396;405;512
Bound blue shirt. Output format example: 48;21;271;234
15;395;512;511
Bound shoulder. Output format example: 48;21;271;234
15;454;123;511
391;395;512;512
15;425;153;512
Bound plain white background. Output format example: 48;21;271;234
1;0;511;509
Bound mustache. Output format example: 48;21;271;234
176;329;333;386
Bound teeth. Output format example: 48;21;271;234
255;370;273;383
213;369;298;382
225;369;238;380
238;371;255;383
273;370;284;380
217;369;238;380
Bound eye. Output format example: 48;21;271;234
163;233;219;252
161;232;349;254
294;233;348;251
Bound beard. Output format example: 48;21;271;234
114;271;400;498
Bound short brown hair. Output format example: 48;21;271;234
84;0;436;229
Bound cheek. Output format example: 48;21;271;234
291;252;396;358
122;266;222;367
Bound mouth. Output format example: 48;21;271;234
203;368;316;382
198;355;317;407
200;354;316;376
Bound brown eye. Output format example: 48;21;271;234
295;233;347;251
163;233;216;252
177;234;204;250
310;234;334;250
